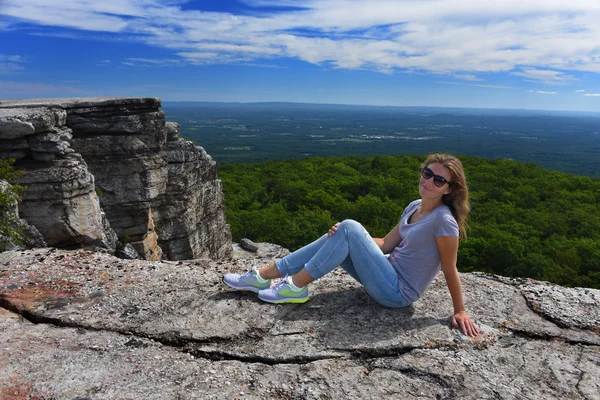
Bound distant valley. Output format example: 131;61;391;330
163;102;600;177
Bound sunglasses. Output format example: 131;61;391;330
421;167;451;187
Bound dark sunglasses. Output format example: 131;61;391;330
421;167;451;187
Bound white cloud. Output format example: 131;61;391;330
574;89;585;92
512;68;575;85
449;73;482;81
0;54;26;74
441;81;511;89
2;0;600;81
537;91;557;94
584;93;600;97
124;58;182;66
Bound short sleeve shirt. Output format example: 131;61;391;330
388;199;459;301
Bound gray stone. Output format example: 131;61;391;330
0;106;66;137
0;138;29;149
19;221;47;248
27;127;73;154
240;238;259;252
0;97;232;260
0;97;161;110
233;242;291;260
114;243;140;260
165;121;180;142
0;248;598;399
0;117;35;138
31;151;57;161
0;149;29;160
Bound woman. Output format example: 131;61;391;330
224;153;479;336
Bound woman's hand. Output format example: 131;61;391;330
328;222;340;237
452;311;479;337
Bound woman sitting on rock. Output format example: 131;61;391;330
224;153;479;336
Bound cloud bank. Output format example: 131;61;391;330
2;0;600;82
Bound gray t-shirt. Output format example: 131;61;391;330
388;199;459;301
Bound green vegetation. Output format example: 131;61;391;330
121;231;132;244
0;159;24;251
220;155;600;289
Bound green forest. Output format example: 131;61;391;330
219;155;600;289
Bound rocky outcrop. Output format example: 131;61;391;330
0;105;116;251
1;248;598;399
0;97;232;260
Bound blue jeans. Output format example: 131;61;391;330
275;219;411;308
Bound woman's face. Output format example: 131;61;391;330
419;162;452;200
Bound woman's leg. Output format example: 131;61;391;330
339;257;362;283
260;234;329;279
302;219;410;308
225;233;331;295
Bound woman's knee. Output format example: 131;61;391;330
338;219;363;233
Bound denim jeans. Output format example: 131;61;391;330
275;219;412;308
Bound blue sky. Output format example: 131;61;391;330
1;0;600;111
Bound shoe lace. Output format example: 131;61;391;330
240;270;257;280
272;276;291;291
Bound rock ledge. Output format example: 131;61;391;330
1;248;598;399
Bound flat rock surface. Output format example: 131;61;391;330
0;97;161;109
1;248;599;399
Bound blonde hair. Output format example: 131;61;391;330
422;153;470;239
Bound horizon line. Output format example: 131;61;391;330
161;100;600;115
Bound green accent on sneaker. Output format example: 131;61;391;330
272;296;309;304
257;277;309;304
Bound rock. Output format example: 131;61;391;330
27;127;73;154
233;242;291;260
152;138;231;260
165;121;180;142
0;97;232;260
0;106;66;138
18;221;46;248
13;153;115;250
0;248;598;399
240;238;259;252
114;243;140;260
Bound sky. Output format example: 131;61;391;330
1;0;600;112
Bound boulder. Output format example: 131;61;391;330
239;238;259;252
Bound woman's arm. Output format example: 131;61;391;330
436;235;479;337
374;221;402;254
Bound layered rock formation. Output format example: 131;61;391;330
0;98;232;260
1;248;598;399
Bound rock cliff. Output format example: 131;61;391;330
0;98;232;260
1;248;598;399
